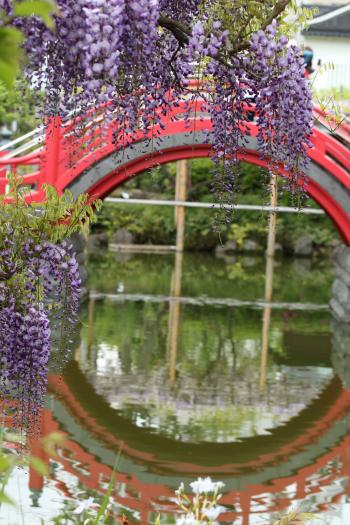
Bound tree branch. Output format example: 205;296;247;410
229;0;292;54
158;0;292;67
158;15;191;46
261;0;292;30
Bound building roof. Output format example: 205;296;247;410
302;2;350;37
305;0;348;5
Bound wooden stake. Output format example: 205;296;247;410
87;293;96;358
266;173;278;257
259;173;278;395
167;250;184;383
167;160;188;381
175;160;188;253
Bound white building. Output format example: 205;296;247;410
299;1;350;90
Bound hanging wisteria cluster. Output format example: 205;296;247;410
0;232;80;432
0;179;100;436
1;0;313;214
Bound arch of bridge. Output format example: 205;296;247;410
54;104;350;244
1;97;350;240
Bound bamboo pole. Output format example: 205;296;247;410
87;293;96;360
266;173;278;257
167;161;188;381
105;197;325;215
175;160;188;253
259;173;278;395
168;250;184;383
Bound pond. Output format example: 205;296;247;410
3;250;350;524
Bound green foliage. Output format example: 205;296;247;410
97;202;227;250
13;0;57;28
0;0;56;88
202;0;316;52
0;174;102;245
95;159;337;253
0;26;23;89
0;174;101;307
0;79;42;135
279;1;318;38
203;0;273;47
228;221;266;247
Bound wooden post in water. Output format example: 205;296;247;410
266;173;278;258
259;173;278;395
175;160;188;253
168;250;184;383
87;293;96;361
167;160;188;382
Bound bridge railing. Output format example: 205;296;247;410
0;99;349;202
313;106;350;145
45;100;350;204
0;125;45;197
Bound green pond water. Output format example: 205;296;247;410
3;250;350;525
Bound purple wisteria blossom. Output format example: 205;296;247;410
0;0;314;215
0;234;81;436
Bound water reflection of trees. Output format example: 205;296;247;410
88;251;334;305
79;296;333;443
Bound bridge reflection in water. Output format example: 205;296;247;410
27;367;350;525
6;251;350;524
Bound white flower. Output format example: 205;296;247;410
190;477;225;495
176;513;204;525
73;497;96;514
175;482;185;496
202;505;225;521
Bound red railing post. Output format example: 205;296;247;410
44;116;62;189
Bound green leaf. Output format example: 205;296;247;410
93;449;122;525
42;431;66;458
0;456;12;473
13;0;57;28
30;457;49;476
0;491;15;506
0;27;22;88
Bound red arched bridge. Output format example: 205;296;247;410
1;96;350;241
